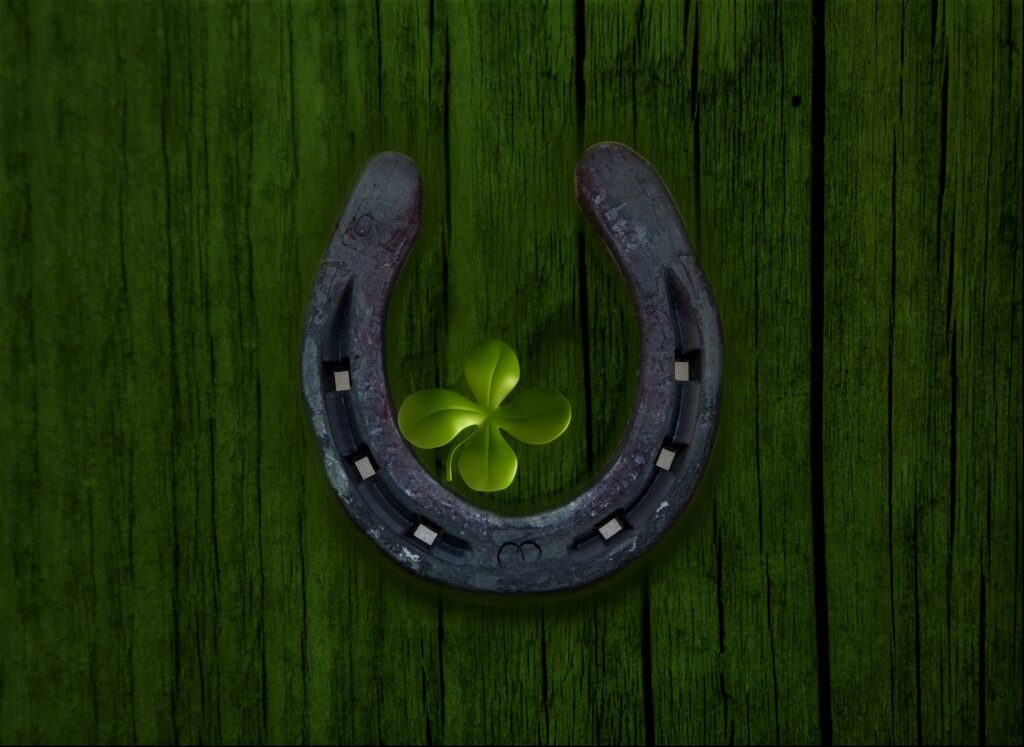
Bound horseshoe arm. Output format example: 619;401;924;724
570;141;724;561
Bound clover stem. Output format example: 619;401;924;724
445;427;477;482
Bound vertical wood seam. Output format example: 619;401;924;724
810;0;833;743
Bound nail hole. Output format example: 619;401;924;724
791;95;802;107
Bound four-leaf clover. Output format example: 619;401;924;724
397;339;571;492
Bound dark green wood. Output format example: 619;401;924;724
582;2;822;743
1;1;1020;745
824;2;1022;744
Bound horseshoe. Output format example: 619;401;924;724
301;142;723;594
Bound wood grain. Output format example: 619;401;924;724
824;2;1022;743
1;1;1020;744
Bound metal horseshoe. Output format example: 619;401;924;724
301;142;723;594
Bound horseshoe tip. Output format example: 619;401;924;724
364;150;422;186
575;143;656;208
576;141;645;174
353;150;423;219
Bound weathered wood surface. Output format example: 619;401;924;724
1;1;1020;744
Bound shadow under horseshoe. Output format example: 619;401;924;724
301;142;723;594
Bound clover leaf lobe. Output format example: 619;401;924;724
493;389;572;445
465;338;520;410
397;389;486;449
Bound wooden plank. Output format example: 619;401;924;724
382;1;648;743
824;1;1023;743
1;3;172;742
944;3;1022;741
0;1;446;742
275;2;445;743
2;1;1020;744
586;1;821;742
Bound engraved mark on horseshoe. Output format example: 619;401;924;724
498;541;542;568
353;213;375;238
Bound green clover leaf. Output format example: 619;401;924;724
397;338;571;492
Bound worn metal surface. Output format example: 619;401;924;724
302;143;723;593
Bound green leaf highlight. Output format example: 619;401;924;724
459;421;518;492
493;389;572;445
396;389;486;449
464;338;520;410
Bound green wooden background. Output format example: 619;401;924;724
2;0;1021;744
